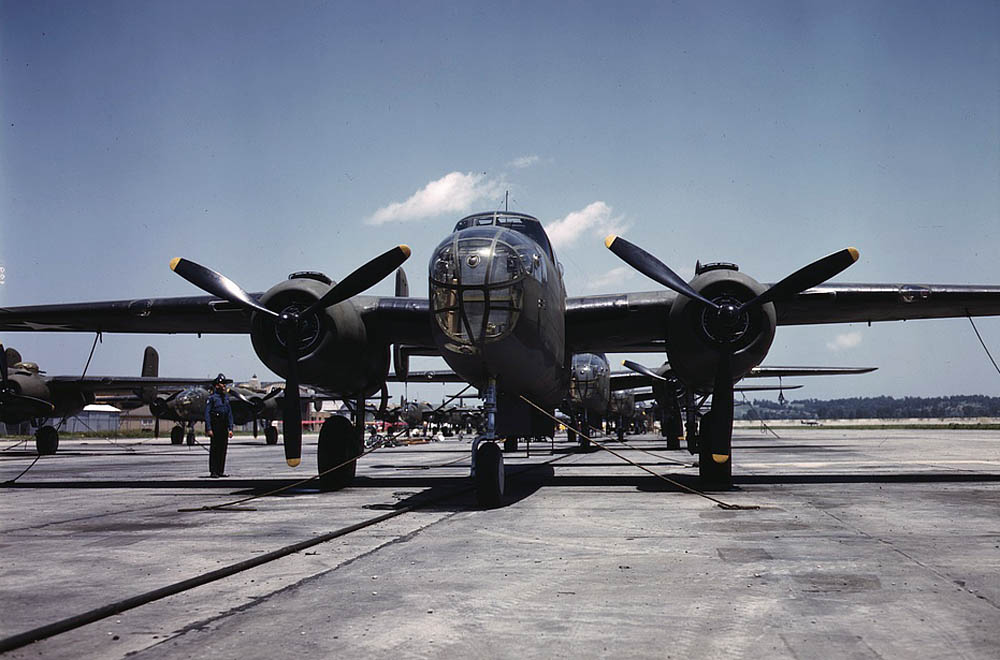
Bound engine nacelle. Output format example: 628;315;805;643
666;265;776;391
249;274;389;397
149;397;169;418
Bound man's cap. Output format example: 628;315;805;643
212;373;233;385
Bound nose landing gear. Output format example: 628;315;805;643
471;378;505;507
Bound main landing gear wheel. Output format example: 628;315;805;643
170;425;184;445
475;442;505;508
35;425;58;455
698;411;732;490
503;437;518;453
566;428;577;444
264;426;278;445
318;415;362;491
186;429;196;446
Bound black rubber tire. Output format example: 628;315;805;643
698;411;733;489
35;425;58;455
579;435;591;450
475;442;504;508
566;428;577;444
170;426;184;445
317;415;361;491
264;426;278;445
186;430;196;446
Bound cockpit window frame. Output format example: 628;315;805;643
454;212;556;263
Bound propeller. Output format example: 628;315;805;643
606;236;859;464
622;359;667;382
170;245;411;466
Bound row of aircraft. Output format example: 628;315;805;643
0;345;308;452
2;210;999;505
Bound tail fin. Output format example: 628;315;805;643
394;267;409;297
141;346;159;402
393;267;410;379
142;346;159;377
5;347;22;368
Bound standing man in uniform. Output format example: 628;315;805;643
205;373;234;477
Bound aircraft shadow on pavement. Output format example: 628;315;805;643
5;470;997;501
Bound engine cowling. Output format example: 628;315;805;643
249;274;389;398
149;397;169;418
666;265;776;391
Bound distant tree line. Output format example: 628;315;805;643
741;395;1000;420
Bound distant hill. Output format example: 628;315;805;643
741;395;1000;420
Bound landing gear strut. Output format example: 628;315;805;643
472;378;504;507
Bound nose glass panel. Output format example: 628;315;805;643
431;231;525;345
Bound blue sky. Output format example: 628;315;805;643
1;1;998;402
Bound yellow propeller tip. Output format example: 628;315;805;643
847;247;859;261
169;257;181;271
286;458;301;468
621;360;627;366
398;245;411;258
604;234;618;249
712;454;730;464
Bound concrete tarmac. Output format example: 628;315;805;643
1;428;998;659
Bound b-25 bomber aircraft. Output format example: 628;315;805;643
0;344;207;454
3;211;1000;505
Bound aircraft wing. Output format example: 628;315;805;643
631;383;804;402
0;295;435;347
3;282;998;351
45;376;213;395
608;364;875;391
565;284;1000;353
386;370;466;383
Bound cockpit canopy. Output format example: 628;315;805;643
571;353;609;382
453;212;555;262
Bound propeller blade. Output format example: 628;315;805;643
709;352;734;464
738;247;859;312
262;388;282;402
379;382;388;419
252;418;258;439
302;245;411;317
622;359;668;382
605;235;719;309
282;323;302;467
169;258;279;319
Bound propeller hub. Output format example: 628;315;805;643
701;296;749;344
274;304;321;353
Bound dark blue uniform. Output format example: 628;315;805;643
205;390;234;477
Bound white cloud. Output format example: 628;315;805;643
367;172;504;225
826;331;863;351
584;266;634;291
509;155;540;169
544;201;630;250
